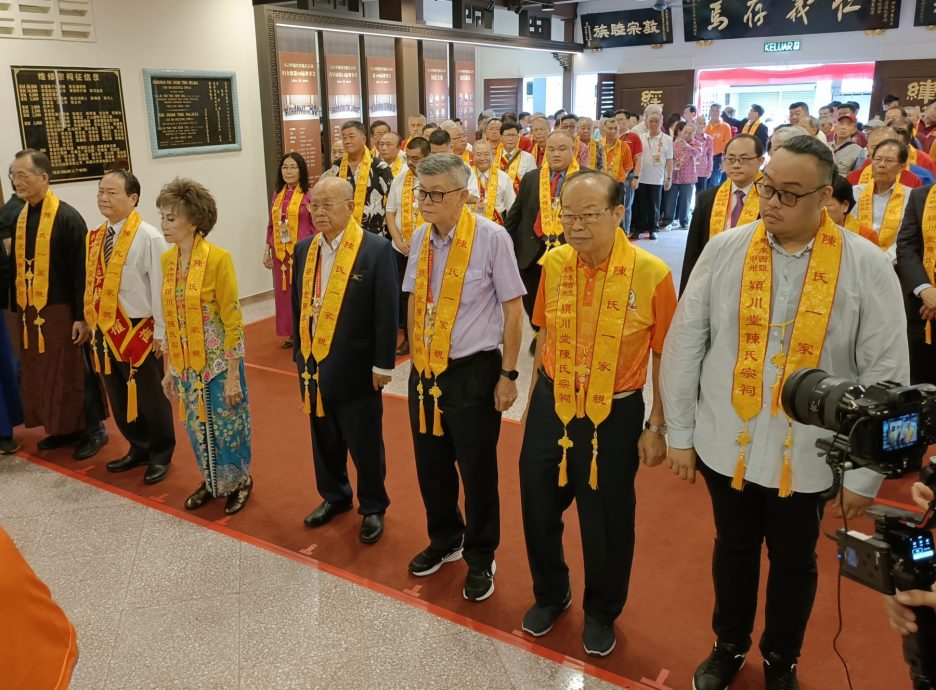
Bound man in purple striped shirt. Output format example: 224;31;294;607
402;153;526;603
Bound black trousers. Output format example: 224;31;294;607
519;376;643;625
99;346;175;466
408;349;502;570
908;322;936;385
699;460;825;660
395;250;409;333
310;389;390;515
635;183;663;234
518;263;542;326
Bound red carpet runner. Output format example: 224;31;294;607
15;318;918;689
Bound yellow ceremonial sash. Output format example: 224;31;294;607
461;150;473;166
162;235;211;422
270;185;304;290
411;207;476;436
14;188;59;353
603;141;623;180
731;212;842;496
531;144;543;167
501;148;523;194
298;221;365;416
400;170;424;243
843;214;862;234
709;178;761;238
550;232;636;490
391;157;405;178
909;147;919;167
475;167;500;222
922;186;936;345
537;159;581;262
858;181;906;250
574;139;598;168
338;148;374;225
742;119;761;136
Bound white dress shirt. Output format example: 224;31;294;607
638;132;674;185
106;216;169;341
851;181;911;261
500;148;537;181
314;230;393;377
475;168;517;217
661;221;909;497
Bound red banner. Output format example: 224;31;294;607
325;53;363;150
278;51;323;176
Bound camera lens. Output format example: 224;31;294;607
782;368;861;433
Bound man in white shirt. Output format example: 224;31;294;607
631;111;673;241
661;135;908;690
386;137;430;356
377;131;406;178
442;121;473;164
471;140;515;225
91;170;174;484
499;121;537;195
851;138;912;261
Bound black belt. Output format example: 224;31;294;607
537;368;640;399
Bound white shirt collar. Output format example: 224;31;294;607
319;229;345;251
731;180;756;196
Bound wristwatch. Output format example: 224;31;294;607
500;369;519;381
645;420;667;435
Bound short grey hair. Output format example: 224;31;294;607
644;104;663;117
770;125;810;151
416;153;469;188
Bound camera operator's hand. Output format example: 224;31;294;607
885;587;936;635
832;488;873;519
665;446;697;483
912;482;934;512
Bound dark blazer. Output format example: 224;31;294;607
721;113;745;131
291;230;399;400
896;184;935;327
505;168;549;270
680;185;720;295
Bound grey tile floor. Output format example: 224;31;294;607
1;229;686;690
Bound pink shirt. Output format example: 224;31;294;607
672;139;701;185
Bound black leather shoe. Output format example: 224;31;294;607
303;500;352;527
143;463;171;484
396;340;410;356
693;641;748;690
764;652;799;690
106;453;148;473
73;433;108;460
184;483;213;510
37;432;81;450
224;476;253;515
360;513;384;544
521;589;572;637
0;437;21;454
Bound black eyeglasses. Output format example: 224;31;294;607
416;187;464;203
754;181;826;207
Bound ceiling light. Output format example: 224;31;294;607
542;1;555;10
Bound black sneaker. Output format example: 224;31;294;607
648;231;658;240
693;641;748;690
582;614;616;657
0;436;20;454
521;589;572;637
463;560;496;602
408;541;463;576
764;653;799;690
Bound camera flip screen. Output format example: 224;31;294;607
882;413;920;452
911;533;935;563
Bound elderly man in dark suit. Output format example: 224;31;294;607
680;134;765;293
505;130;578;326
896;183;936;385
292;176;399;544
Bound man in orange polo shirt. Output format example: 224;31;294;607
706;103;733;188
0;528;78;689
517;170;676;657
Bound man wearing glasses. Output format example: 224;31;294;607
661;136;908;690
851;138;912;261
517;169;675;657
402;154;525;603
680;134;765;292
291;177;398;544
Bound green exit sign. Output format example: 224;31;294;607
764;40;801;53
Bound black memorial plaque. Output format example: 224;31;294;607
146;73;240;154
12;66;131;183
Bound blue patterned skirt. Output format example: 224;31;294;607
177;361;251;497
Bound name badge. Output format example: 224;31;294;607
653;154;662;166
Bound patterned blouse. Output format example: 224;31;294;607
325;157;394;235
693;133;714;181
672;139;702;186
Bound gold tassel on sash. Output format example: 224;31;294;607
302;370;312;415
417;380;427;434
588;430;599;491
195;380;207;422
21;314;28;350
313;370;324;417
103;344;112;375
177;391;186;422
430;381;443;436
126;369;138;423
281;264;288;292
35;317;45;354
779;424;794;498
731;453;747;491
557;430;572;487
91;333;102;373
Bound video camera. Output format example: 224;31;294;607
782;368;936;688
